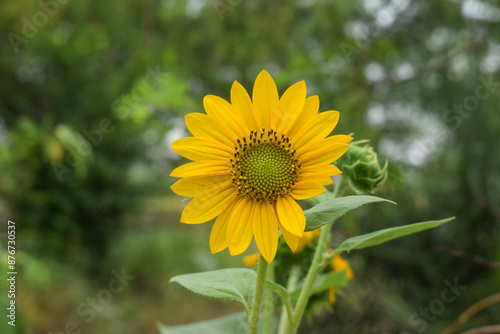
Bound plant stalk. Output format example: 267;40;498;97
288;220;332;333
287;176;345;333
278;265;301;334
263;260;275;334
248;254;269;334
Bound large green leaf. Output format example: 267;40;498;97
335;217;455;254
157;312;248;334
305;195;395;231
170;269;256;310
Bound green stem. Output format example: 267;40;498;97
287;177;345;334
288;221;332;334
332;176;345;198
263;260;275;334
278;266;301;334
249;254;269;334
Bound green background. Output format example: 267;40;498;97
0;0;499;333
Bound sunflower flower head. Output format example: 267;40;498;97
170;70;352;263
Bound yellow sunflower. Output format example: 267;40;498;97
170;70;352;263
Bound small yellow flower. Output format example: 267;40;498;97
328;250;354;303
170;70;352;263
243;253;260;267
331;254;354;280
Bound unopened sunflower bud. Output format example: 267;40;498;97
336;140;388;193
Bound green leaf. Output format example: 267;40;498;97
305;195;396;231
157;312;248;334
265;280;293;319
170;269;256;310
309;271;348;294
335;217;455;254
291;271;348;300
157;311;276;334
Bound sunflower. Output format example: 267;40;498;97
170;70;352;263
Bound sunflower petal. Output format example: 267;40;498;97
180;186;237;224
210;201;237;254
279;221;301;252
287;96;319;140
273;80;306;135
276;196;305;237
301;135;353;156
204;95;248;139
252;70;279;129
254;201;279;263
297;164;342;186
291;181;326;200
300;164;342;178
231;80;260;130
170;160;229;178
298;174;334;186
171;174;231;197
172;137;232;161
185;113;235;148
301;143;350;166
227;197;254;256
294;110;340;153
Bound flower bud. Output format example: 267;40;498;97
336;140;388;193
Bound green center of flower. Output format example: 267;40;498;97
230;129;300;203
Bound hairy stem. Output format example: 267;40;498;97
248;254;269;334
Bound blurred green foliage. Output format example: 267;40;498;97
0;0;499;333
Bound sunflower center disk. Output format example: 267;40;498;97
230;129;300;203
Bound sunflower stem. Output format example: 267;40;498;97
288;221;332;333
332;175;345;198
249;254;269;334
278;265;301;334
287;177;345;334
263;260;275;334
